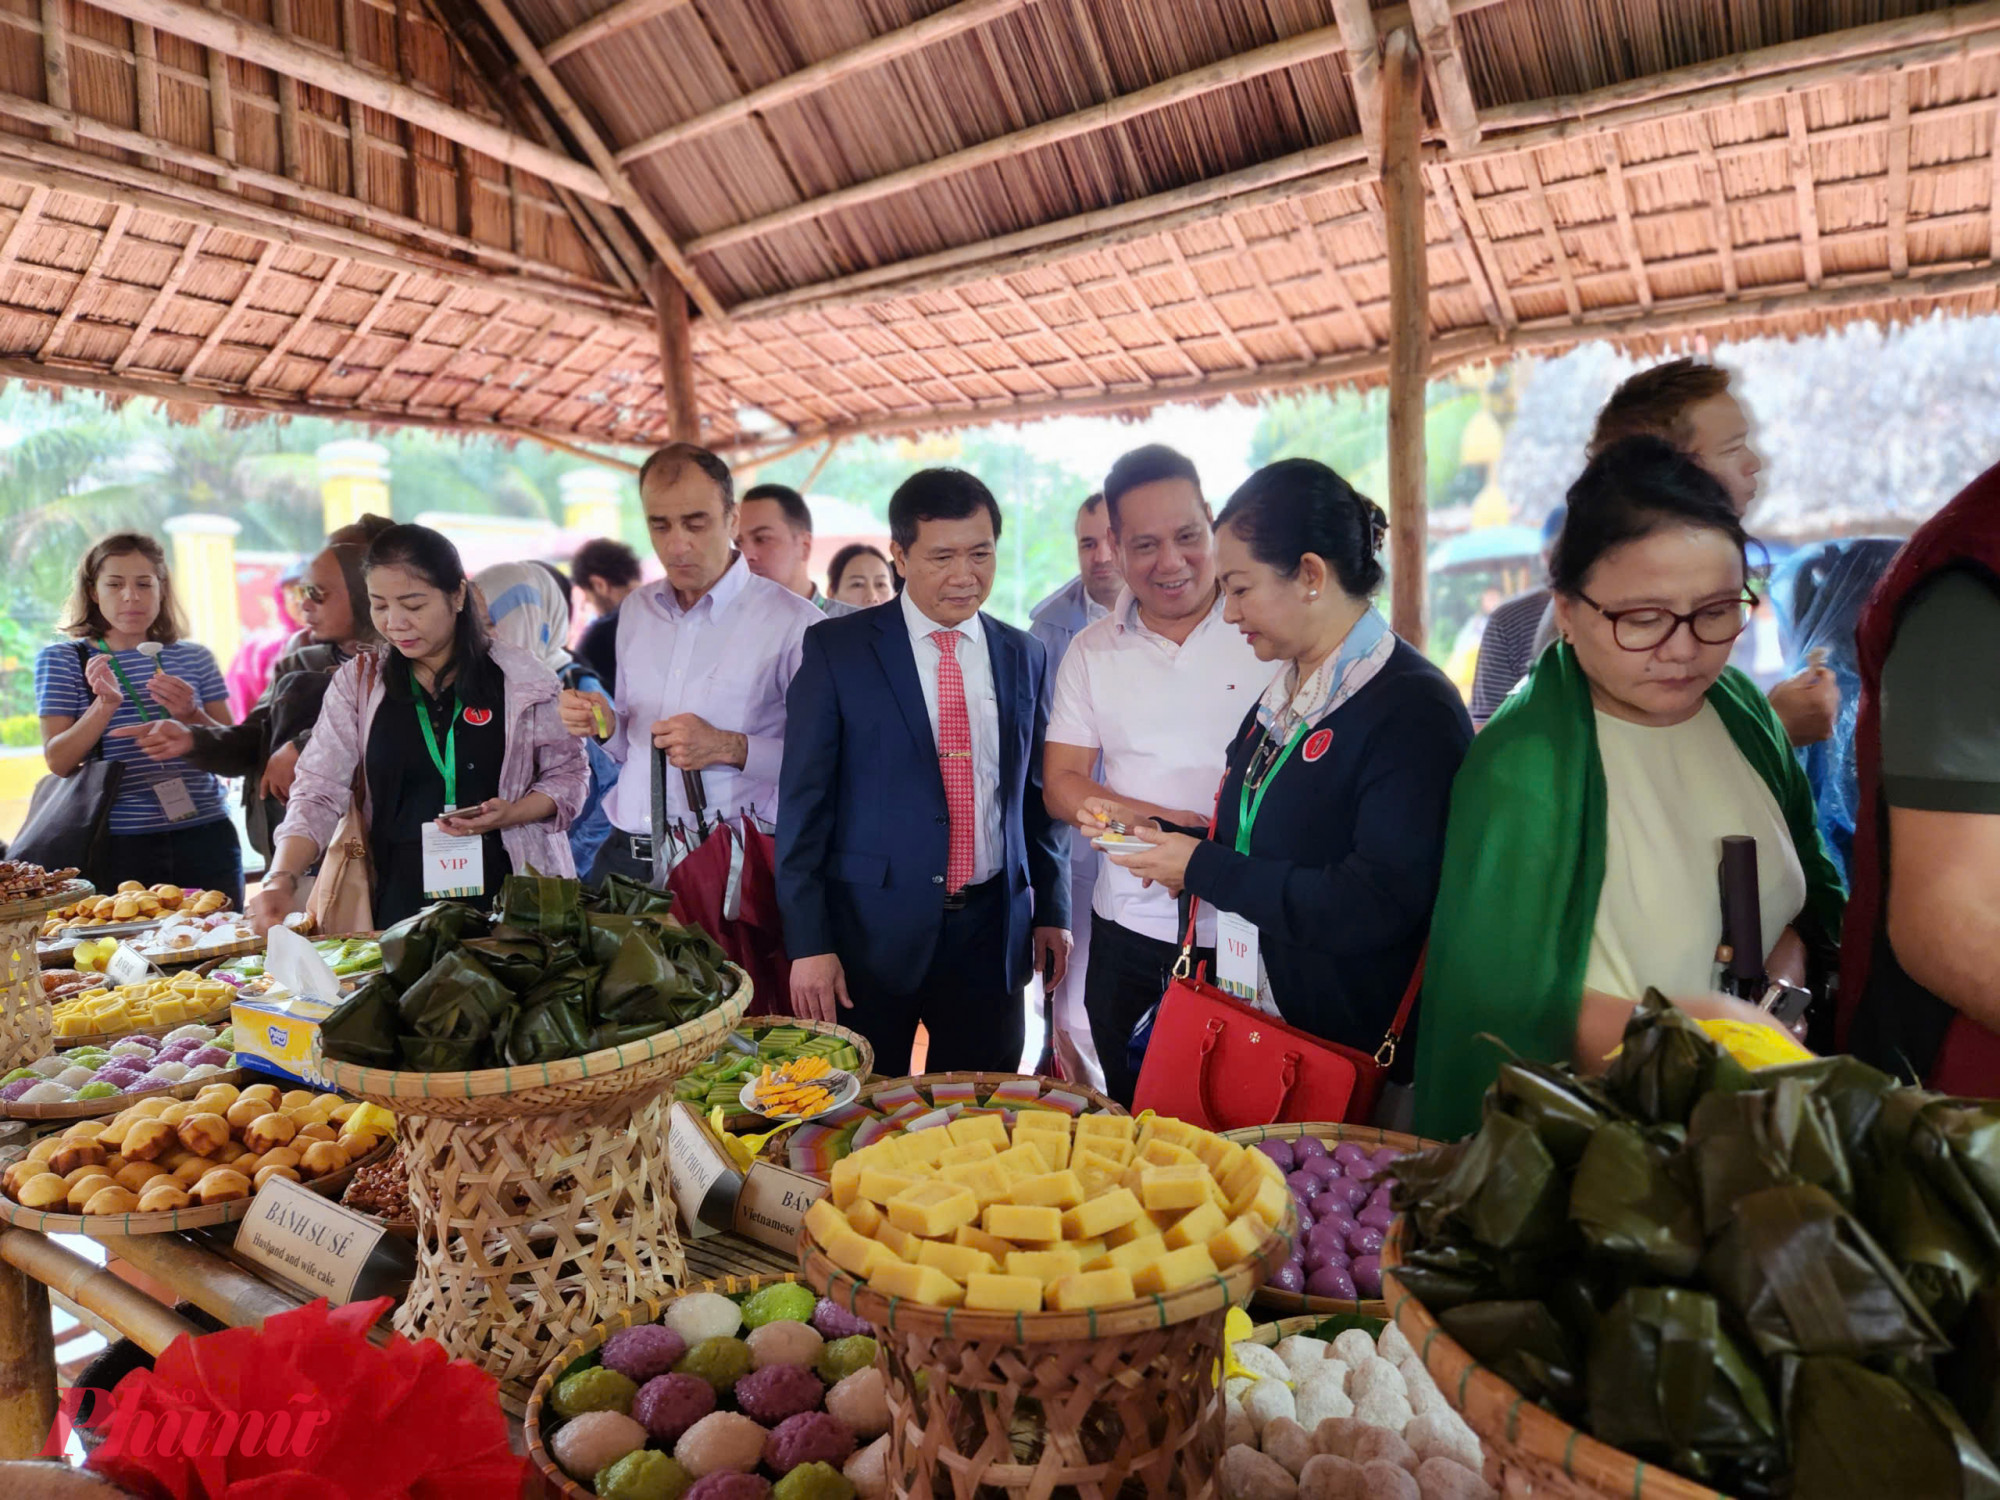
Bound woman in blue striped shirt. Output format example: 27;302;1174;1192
35;534;244;905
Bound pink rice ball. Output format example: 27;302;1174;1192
632;1372;717;1444
548;1409;647;1482
735;1363;826;1425
675;1411;771;1477
824;1368;890;1440
603;1324;689;1383
748;1320;826;1372
765;1412;856;1475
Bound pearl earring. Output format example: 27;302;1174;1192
1307;590;1318;600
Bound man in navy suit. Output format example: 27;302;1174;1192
779;468;1072;1075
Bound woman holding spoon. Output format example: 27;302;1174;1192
34;533;243;903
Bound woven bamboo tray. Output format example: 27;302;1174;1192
0;1137;392;1241
525;1273;802;1500
1382;1220;1724;1500
1;1065;250;1122
708;1013;876;1133
1223;1121;1435;1321
53;999;234;1051
315;964;751;1119
0;881;95;1073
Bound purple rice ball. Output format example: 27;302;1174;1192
735;1363;826;1426
1293;1136;1331;1162
1254;1139;1296;1172
0;1078;36;1102
811;1299;872;1341
686;1476;771;1500
765;1411;856;1475
184;1045;234;1067
603;1323;689;1383
631;1372;717;1444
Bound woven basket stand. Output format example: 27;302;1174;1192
0;883;94;1074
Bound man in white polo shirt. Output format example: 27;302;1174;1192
1043;445;1272;1103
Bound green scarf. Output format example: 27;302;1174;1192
1411;645;1846;1142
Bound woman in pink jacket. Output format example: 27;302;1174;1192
248;524;589;933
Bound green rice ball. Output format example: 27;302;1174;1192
815;1336;878;1387
674;1336;754;1393
741;1282;817;1330
597;1450;694;1500
551;1365;639;1420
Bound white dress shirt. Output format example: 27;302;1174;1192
605;555;823;831
1048;588;1275;943
903;589;1002;885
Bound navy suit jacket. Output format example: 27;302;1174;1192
778;600;1070;996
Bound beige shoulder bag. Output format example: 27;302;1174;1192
305;652;377;935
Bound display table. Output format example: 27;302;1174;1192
0;1222;801;1494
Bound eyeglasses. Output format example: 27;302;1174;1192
296;583;329;604
1576;591;1757;652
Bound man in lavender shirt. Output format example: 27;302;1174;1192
559;443;822;896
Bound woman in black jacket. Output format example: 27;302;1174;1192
1103;459;1471;1064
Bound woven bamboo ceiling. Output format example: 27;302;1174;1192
0;0;1995;457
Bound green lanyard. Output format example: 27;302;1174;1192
1234;721;1310;854
414;691;463;810
97;641;156;723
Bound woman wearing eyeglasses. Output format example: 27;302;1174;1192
1412;437;1844;1141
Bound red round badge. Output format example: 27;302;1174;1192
1302;728;1333;763
462;708;494;726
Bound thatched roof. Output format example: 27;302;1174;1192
0;0;1995;457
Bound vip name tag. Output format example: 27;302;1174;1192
1216;908;1260;1003
153;777;198;822
234;1175;387;1304
420;817;484;899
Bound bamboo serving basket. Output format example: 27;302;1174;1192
0;1137;392;1240
0;880;95;1072
1382;1219;1726;1500
52;999;235;1052
714;1012;877;1133
799;1196;1294;1500
853;1068;1127;1118
525;1273;803;1500
313;962;751;1119
1221;1121;1435;1320
1;1065;250;1122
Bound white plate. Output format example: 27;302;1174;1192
738;1068;861;1122
1091;832;1152;852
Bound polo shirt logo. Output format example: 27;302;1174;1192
1303;728;1333;763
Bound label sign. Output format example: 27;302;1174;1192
732;1162;830;1253
1215;909;1260;1002
234;1176;388;1304
420;821;484;899
666;1102;742;1241
104;943;153;988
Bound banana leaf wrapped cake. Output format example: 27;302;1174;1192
1393;993;2000;1498
319;874;739;1072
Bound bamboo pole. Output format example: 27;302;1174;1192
0;1230;201;1359
39;0;71;146
0;1252;56;1459
1329;0;1383;165
1886;70;1911;278
463;0;730;327
544;0;694;62
651;264;701;443
683;21;1359;257
1407;0;1480;150
1382;29;1427;649
101;0;618;204
617;0;1036;165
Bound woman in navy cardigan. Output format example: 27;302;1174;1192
1103;459;1472;1069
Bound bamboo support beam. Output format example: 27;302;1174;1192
133;21;163;172
115;226;207;374
1;1231;201;1359
1886;70;1911;277
1282;199;1373;351
0;1252;56;1459
203;0;241;190
1329;0;1383;165
0;184;50;273
651;264;700;442
38;201;131;360
104;0;618;204
303;265;411;395
39;0;71;146
1383;29;1427;650
1785;95;1825;287
0;91;634;298
1692;116;1740;300
1430;162;1512;332
1597;135;1653;310
617;0;1035;165
544;0;694;63
182;241;278;381
1407;0;1481;151
1518;152;1581;320
354;287;461;404
245;259;348;390
1991;101;2000;260
683;22;1358;258
271;0;303;180
464;0;729;326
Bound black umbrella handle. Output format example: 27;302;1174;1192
651;744;672;889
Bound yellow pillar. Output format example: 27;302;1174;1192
560;467;624;538
317;439;390;535
163;514;243;666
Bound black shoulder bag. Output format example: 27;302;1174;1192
11;644;126;884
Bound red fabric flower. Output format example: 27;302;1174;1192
84;1298;528;1500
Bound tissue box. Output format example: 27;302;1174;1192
232;990;335;1088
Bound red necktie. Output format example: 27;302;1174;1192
929;630;976;893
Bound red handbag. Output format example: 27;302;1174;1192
1131;895;1423;1130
